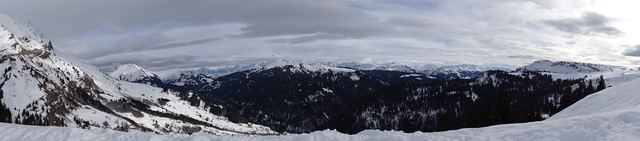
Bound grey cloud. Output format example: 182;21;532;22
95;54;280;72
167;55;194;63
507;55;535;59
67;34;170;59
268;33;355;43
64;34;219;59
3;0;635;71
545;12;622;36
92;55;198;72
90;54;159;72
623;45;640;57
0;0;385;42
152;38;221;50
142;57;282;72
236;1;386;39
1;0;388;71
89;55;159;68
353;0;439;10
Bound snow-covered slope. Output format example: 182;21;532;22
4;69;640;140
109;64;157;82
0;14;274;135
512;60;640;87
550;75;640;119
516;60;628;73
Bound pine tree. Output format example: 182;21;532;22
0;91;12;123
496;88;510;123
597;75;606;91
0;103;11;123
586;80;595;94
560;86;572;109
575;80;587;101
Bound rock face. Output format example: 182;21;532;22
0;14;275;135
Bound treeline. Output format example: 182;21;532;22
322;71;605;134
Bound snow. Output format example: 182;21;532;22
334;61;511;73
154;68;186;81
550;75;640;119
3;102;640;141
517;60;628;74
109;64;156;82
511;60;640;88
70;106;128;129
0;14;49;50
541;71;640;87
349;74;360;81
399;74;423;78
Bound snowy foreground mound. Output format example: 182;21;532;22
3;78;640;140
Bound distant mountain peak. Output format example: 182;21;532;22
516;60;627;73
109;64;157;82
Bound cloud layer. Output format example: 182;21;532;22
545;12;621;35
1;0;638;71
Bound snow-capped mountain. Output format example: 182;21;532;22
419;64;508;80
109;64;157;82
0;14;275;135
333;62;417;72
150;61;509;84
515;60;628;73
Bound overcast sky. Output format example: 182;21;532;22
1;0;639;71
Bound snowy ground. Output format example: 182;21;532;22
3;76;640;140
2;108;639;141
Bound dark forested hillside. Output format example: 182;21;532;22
321;71;599;134
139;65;442;133
128;66;602;134
197;65;390;133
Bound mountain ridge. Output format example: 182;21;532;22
0;14;275;135
515;60;628;73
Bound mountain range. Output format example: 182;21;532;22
108;57;629;134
